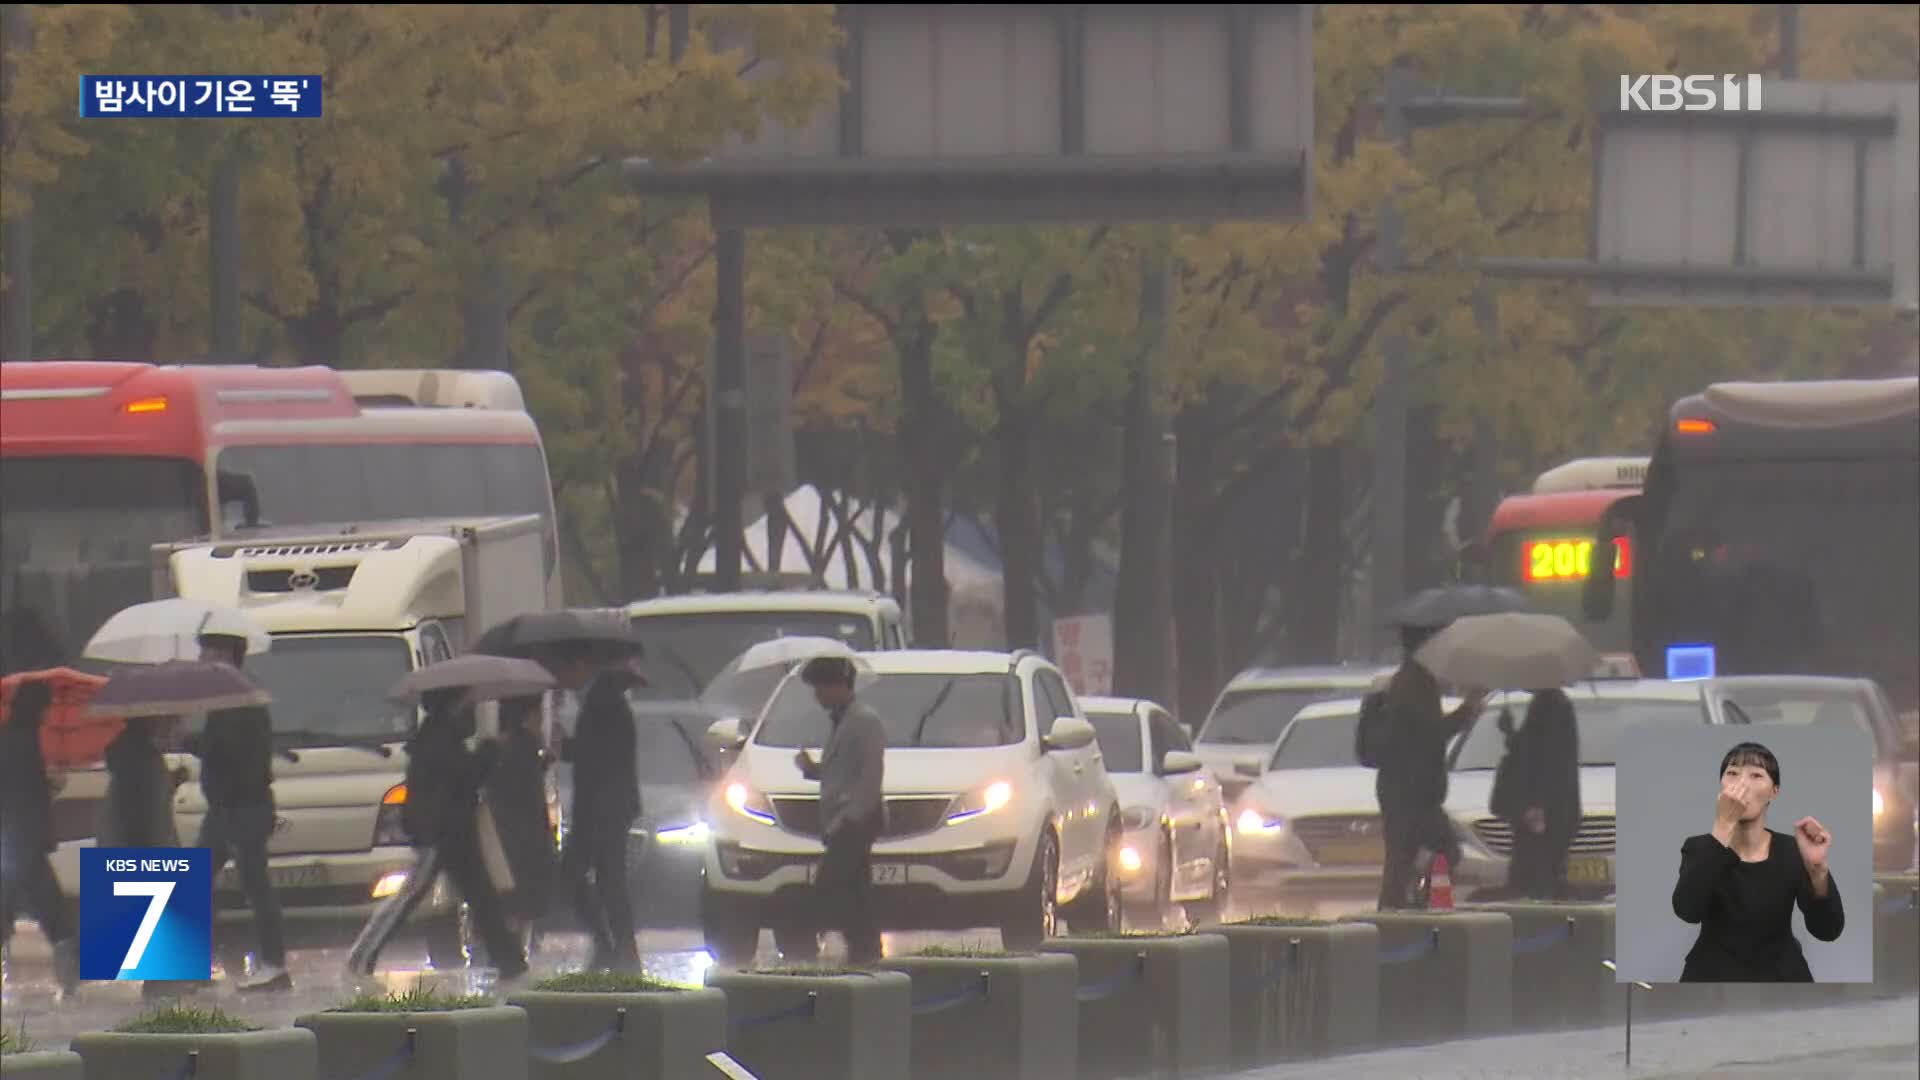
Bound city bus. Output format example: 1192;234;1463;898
1583;377;1919;712
1469;457;1645;655
0;362;562;665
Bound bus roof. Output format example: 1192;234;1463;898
212;407;542;447
1531;457;1648;494
337;369;527;411
1677;377;1918;429
1487;488;1635;537
1;362;360;457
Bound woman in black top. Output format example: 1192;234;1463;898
1498;688;1582;900
1672;741;1844;982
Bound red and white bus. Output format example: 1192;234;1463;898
1471;457;1645;655
1;362;561;666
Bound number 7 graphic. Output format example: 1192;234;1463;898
115;881;175;973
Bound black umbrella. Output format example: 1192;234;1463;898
469;610;646;660
1390;585;1534;630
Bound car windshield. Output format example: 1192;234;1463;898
246;634;415;744
633;713;713;785
754;672;1023;749
1086;710;1144;773
1452;694;1706;771
1269;711;1363;770
1714;685;1892;757
630;610;877;691
1201;686;1368;746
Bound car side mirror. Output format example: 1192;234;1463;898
1043;716;1097;752
1160;750;1203;776
1234;760;1262;779
704;716;747;753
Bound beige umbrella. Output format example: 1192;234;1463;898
1414;613;1600;690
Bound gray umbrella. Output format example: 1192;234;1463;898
86;660;270;717
470;610;646;660
1414;613;1600;691
388;655;556;705
1390;585;1534;630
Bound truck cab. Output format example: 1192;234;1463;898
624;588;910;698
49;515;548;970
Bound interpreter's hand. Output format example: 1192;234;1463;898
1523;806;1547;835
1715;776;1754;830
1794;816;1831;874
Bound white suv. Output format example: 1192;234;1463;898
701;649;1123;962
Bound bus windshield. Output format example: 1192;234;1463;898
0;456;208;666
1641;457;1919;700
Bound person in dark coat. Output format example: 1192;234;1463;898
100;713;188;1001
187;633;289;990
1673;741;1843;982
1500;688;1583;899
485;694;558;931
373;688;528;979
1376;624;1487;911
548;644;642;972
0;679;78;992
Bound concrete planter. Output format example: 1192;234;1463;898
1874;875;1919;996
1212;921;1379;1064
1341;910;1512;1046
706;970;910;1080
878;953;1078;1080
1041;933;1232;1078
296;1006;528;1080
70;1028;315;1080
0;1051;85;1079
507;989;727;1080
1467;902;1619;1029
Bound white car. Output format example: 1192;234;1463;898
700;649;1123;963
1444;679;1713;898
1081;696;1232;927
1195;665;1396;801
1229;697;1442;909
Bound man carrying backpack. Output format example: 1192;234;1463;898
1373;626;1486;910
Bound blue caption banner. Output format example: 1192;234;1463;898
79;847;212;981
80;75;322;118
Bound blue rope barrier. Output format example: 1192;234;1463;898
322;1027;416;1080
527;1007;627;1065
1378;927;1440;965
1512;918;1576;955
1075;952;1148;1003
910;972;992;1016
731;992;818;1031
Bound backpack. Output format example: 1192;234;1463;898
1354;690;1391;769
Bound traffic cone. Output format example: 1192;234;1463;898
1427;853;1455;911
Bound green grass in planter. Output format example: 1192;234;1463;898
330;987;496;1013
1069;928;1198;940
1227;915;1338;927
912;944;1025;959
1;1019;38;1053
113;1004;261;1035
531;971;684;993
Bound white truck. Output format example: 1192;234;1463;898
50;514;550;973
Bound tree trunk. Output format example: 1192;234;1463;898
1170;400;1222;723
1286;442;1349;663
897;322;951;646
994;404;1042;649
1403;405;1453;595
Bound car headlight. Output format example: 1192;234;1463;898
1237;806;1284;836
1120;806;1157;831
1873;788;1884;819
724;783;777;825
654;821;711;846
947;780;1014;824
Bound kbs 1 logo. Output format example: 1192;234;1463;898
79;848;212;981
1619;74;1765;113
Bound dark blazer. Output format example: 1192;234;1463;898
188;705;275;809
1673;829;1845;982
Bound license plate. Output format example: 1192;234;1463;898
259;864;325;890
807;862;909;885
1567;856;1611;884
1313;841;1385;866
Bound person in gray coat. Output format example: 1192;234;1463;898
793;656;885;965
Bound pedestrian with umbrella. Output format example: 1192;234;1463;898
473;611;648;972
83;598;272;666
188;619;291;992
1417;612;1598;900
0;677;81;994
487;693;559;941
1371;587;1524;910
348;656;552;978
